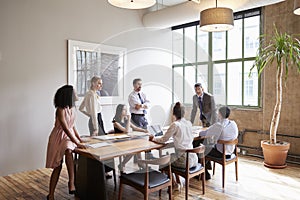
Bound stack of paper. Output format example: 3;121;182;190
86;142;111;148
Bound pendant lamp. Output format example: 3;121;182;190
199;0;234;32
294;0;300;15
108;0;156;9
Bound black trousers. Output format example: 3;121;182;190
88;113;106;136
131;113;148;129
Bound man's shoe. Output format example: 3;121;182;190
206;161;212;170
205;172;211;180
146;152;157;160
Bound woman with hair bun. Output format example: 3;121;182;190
149;102;197;190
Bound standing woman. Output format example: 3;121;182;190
46;85;85;200
79;76;106;136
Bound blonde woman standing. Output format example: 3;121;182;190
79;76;106;136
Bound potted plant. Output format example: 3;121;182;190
250;25;300;168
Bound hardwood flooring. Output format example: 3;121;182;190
0;156;300;200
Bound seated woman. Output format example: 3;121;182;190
149;102;198;190
112;104;148;170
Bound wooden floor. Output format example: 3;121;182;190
1;155;300;200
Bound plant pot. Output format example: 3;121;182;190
261;140;290;169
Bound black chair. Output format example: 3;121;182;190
118;155;172;200
170;144;206;200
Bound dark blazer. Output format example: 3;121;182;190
190;92;217;126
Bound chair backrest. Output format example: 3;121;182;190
218;138;238;159
138;154;171;166
186;144;205;154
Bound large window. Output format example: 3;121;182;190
172;8;261;107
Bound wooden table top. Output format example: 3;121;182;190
74;134;164;161
75;126;208;161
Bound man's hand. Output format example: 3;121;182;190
149;135;154;141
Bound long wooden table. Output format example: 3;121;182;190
74;134;164;200
74;127;207;200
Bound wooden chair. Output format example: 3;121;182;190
118;155;172;200
206;138;238;188
171;144;206;200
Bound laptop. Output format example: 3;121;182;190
147;124;163;137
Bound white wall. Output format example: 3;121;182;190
0;0;172;176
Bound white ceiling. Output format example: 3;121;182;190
156;0;196;7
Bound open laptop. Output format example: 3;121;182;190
147;124;164;137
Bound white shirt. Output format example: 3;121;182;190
128;90;150;114
79;90;102;131
153;118;194;151
199;118;238;155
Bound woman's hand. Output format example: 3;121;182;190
92;130;98;136
77;143;86;149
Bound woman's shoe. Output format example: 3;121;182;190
172;183;182;193
68;182;76;195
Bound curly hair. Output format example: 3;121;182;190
54;85;75;108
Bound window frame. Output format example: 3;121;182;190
171;8;262;108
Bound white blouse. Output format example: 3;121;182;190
79;90;102;131
153;118;194;151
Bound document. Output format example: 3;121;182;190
86;142;111;148
92;134;130;140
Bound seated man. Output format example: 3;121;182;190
199;106;238;180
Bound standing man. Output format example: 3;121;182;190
128;78;150;129
190;83;217;127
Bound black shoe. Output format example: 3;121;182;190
206;161;212;170
205;172;211;180
69;190;76;195
146;152;157;160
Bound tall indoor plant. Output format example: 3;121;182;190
250;25;300;168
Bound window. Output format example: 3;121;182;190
172;8;261;107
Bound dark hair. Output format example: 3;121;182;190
194;83;202;88
173;102;185;120
54;85;75;108
219;106;230;119
133;78;142;85
113;104;125;123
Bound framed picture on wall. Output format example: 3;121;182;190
68;40;126;104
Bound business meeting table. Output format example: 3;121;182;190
74;126;206;200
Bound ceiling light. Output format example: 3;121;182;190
199;0;234;32
108;0;156;9
294;0;300;15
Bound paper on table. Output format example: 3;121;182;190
86;142;111;148
128;131;148;137
92;134;130;140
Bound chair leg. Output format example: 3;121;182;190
222;165;225;188
159;189;161;197
213;162;216;175
235;161;238;181
168;185;172;200
118;180;123;200
144;193;148;200
202;173;205;194
185;178;189;200
113;169;117;190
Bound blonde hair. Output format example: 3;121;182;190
90;76;102;89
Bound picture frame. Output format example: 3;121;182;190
68;40;126;104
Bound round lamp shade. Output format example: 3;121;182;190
294;0;300;15
199;7;234;32
108;0;156;9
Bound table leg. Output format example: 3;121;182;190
75;155;107;200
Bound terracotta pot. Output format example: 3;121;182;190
261;140;290;169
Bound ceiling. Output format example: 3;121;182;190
156;0;197;7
